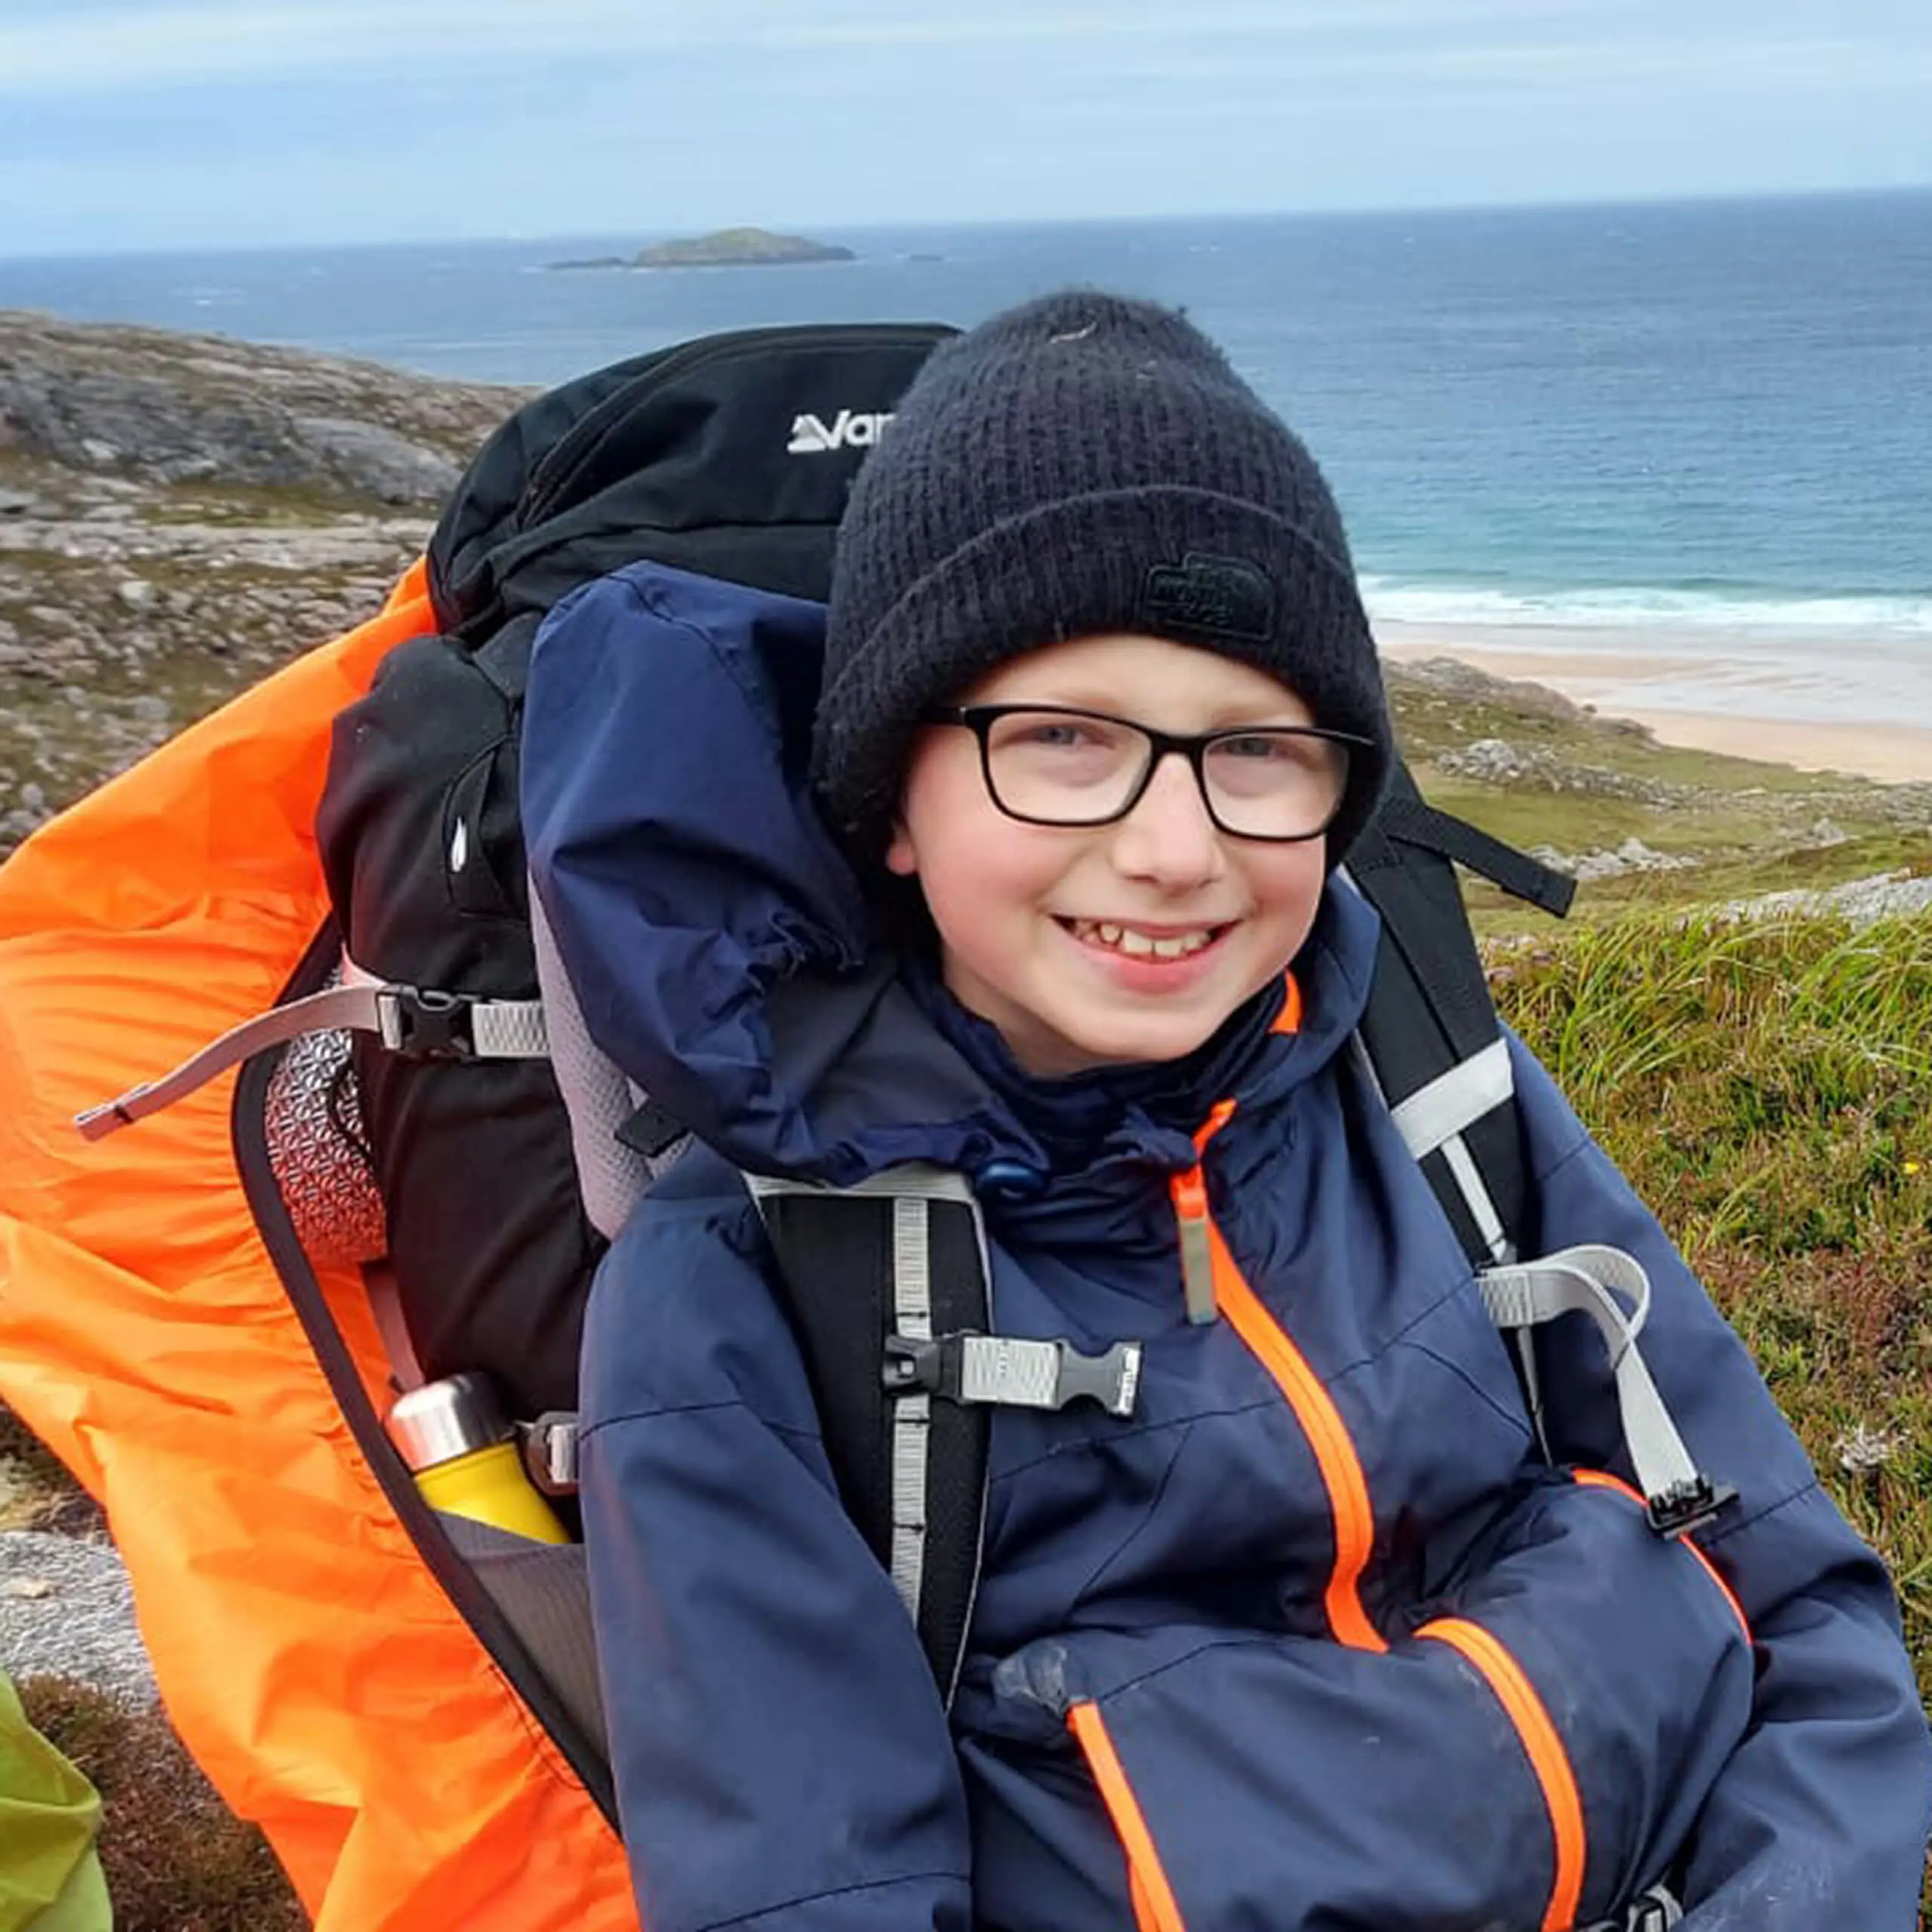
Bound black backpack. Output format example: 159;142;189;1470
313;324;957;1420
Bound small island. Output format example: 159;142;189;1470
549;227;855;271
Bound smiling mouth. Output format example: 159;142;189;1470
1060;917;1232;960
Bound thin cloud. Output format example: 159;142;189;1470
0;0;1589;96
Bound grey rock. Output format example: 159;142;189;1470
1435;736;1689;806
294;415;462;506
0;309;521;508
1531;837;1700;881
0;490;38;516
0;1529;157;1708
1721;870;1932;929
115;577;155;608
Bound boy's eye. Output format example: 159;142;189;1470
996;715;1128;755
1216;733;1292;761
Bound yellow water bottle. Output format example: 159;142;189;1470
386;1373;568;1544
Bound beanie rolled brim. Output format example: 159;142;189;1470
812;484;1392;866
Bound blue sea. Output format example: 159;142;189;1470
5;192;1930;731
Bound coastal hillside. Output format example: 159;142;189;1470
4;310;1925;888
2;312;1929;1924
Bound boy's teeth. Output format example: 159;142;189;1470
1072;920;1216;958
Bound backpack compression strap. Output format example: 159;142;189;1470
1346;772;1734;1540
74;956;548;1140
1344;761;1574;1269
745;1167;1139;1705
1479;1246;1737;1538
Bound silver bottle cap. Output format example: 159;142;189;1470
385;1374;512;1472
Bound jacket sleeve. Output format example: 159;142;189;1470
965;1465;1756;1932
577;1169;973;1932
1507;1029;1932;1927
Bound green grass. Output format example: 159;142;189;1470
138;478;405;525
15;1677;304;1932
1495;909;1932;1689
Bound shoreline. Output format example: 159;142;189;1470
1377;622;1932;786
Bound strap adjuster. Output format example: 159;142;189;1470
1645;1473;1738;1539
519;1412;580;1495
884;1332;1142;1418
376;986;477;1057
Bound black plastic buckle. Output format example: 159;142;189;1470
377;986;478;1058
883;1334;961;1399
1645;1473;1739;1539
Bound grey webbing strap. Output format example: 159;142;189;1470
1439;1133;1514;1265
75;955;549;1140
1388;1036;1514;1159
1351;1031;1517;1266
340;955;549;1059
76;980;399;1140
889;1195;937;1622
1479;1246;1734;1536
361;1258;426;1392
1389;1038;1517;1266
743;1165;982;1634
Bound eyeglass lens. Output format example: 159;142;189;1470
983;709;1347;838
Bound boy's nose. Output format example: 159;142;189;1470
1109;752;1226;886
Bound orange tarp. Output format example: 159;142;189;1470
0;562;637;1930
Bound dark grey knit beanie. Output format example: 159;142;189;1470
812;288;1392;866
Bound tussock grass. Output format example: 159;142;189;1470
1495;910;1932;1669
15;1676;304;1932
0;1404;101;1537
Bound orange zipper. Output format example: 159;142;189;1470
1417;1617;1586;1932
1172;1097;1385;1654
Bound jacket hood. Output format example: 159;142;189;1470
521;561;1381;1195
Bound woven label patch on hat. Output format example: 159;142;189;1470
1137;552;1275;645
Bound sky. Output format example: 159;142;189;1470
2;0;1930;257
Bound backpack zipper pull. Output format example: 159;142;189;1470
1171;1100;1238;1327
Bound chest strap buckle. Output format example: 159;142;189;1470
884;1333;1142;1418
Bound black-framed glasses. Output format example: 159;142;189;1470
922;704;1367;841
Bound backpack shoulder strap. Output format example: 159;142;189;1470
746;1166;1140;1704
747;1170;992;1706
1345;759;1574;1268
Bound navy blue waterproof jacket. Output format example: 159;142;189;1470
522;561;1932;1932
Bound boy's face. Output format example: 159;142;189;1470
885;632;1331;1077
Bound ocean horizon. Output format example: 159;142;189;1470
5;190;1929;731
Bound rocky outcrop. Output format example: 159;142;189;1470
0;311;525;504
1434;735;1694;805
0;313;537;857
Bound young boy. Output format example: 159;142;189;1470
529;293;1932;1930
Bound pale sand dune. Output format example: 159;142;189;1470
1378;626;1932;786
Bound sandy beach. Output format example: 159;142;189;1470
1377;622;1932;786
